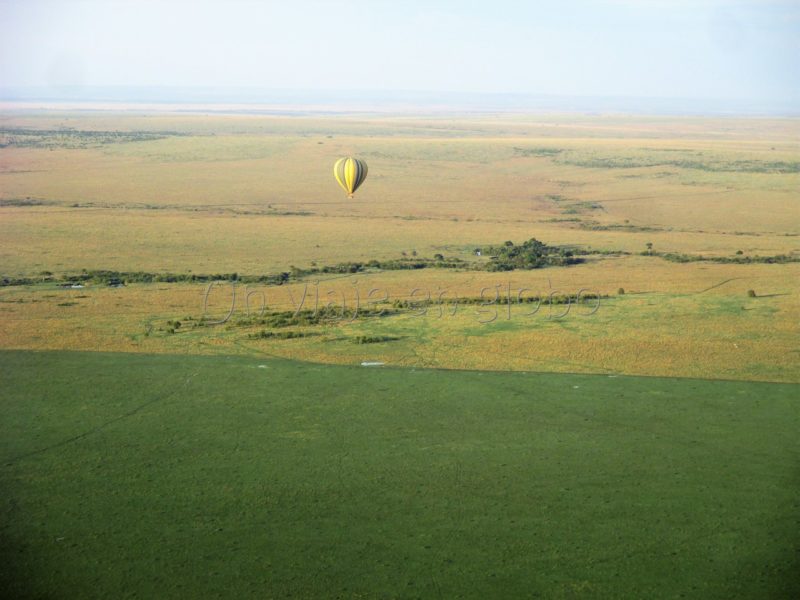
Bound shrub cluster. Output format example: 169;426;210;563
248;330;318;340
655;252;797;264
478;238;584;271
353;335;400;344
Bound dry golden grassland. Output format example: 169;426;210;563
1;109;798;381
1;259;797;382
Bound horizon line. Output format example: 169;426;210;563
1;86;798;117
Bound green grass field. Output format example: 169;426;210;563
2;350;798;599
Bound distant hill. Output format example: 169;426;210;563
1;85;798;116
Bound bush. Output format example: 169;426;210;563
353;335;400;344
249;330;318;340
747;290;757;298
618;288;625;295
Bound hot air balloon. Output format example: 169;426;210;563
333;157;368;198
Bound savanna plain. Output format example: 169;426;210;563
1;108;798;598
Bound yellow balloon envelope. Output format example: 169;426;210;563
333;157;368;198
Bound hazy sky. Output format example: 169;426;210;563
1;0;798;102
